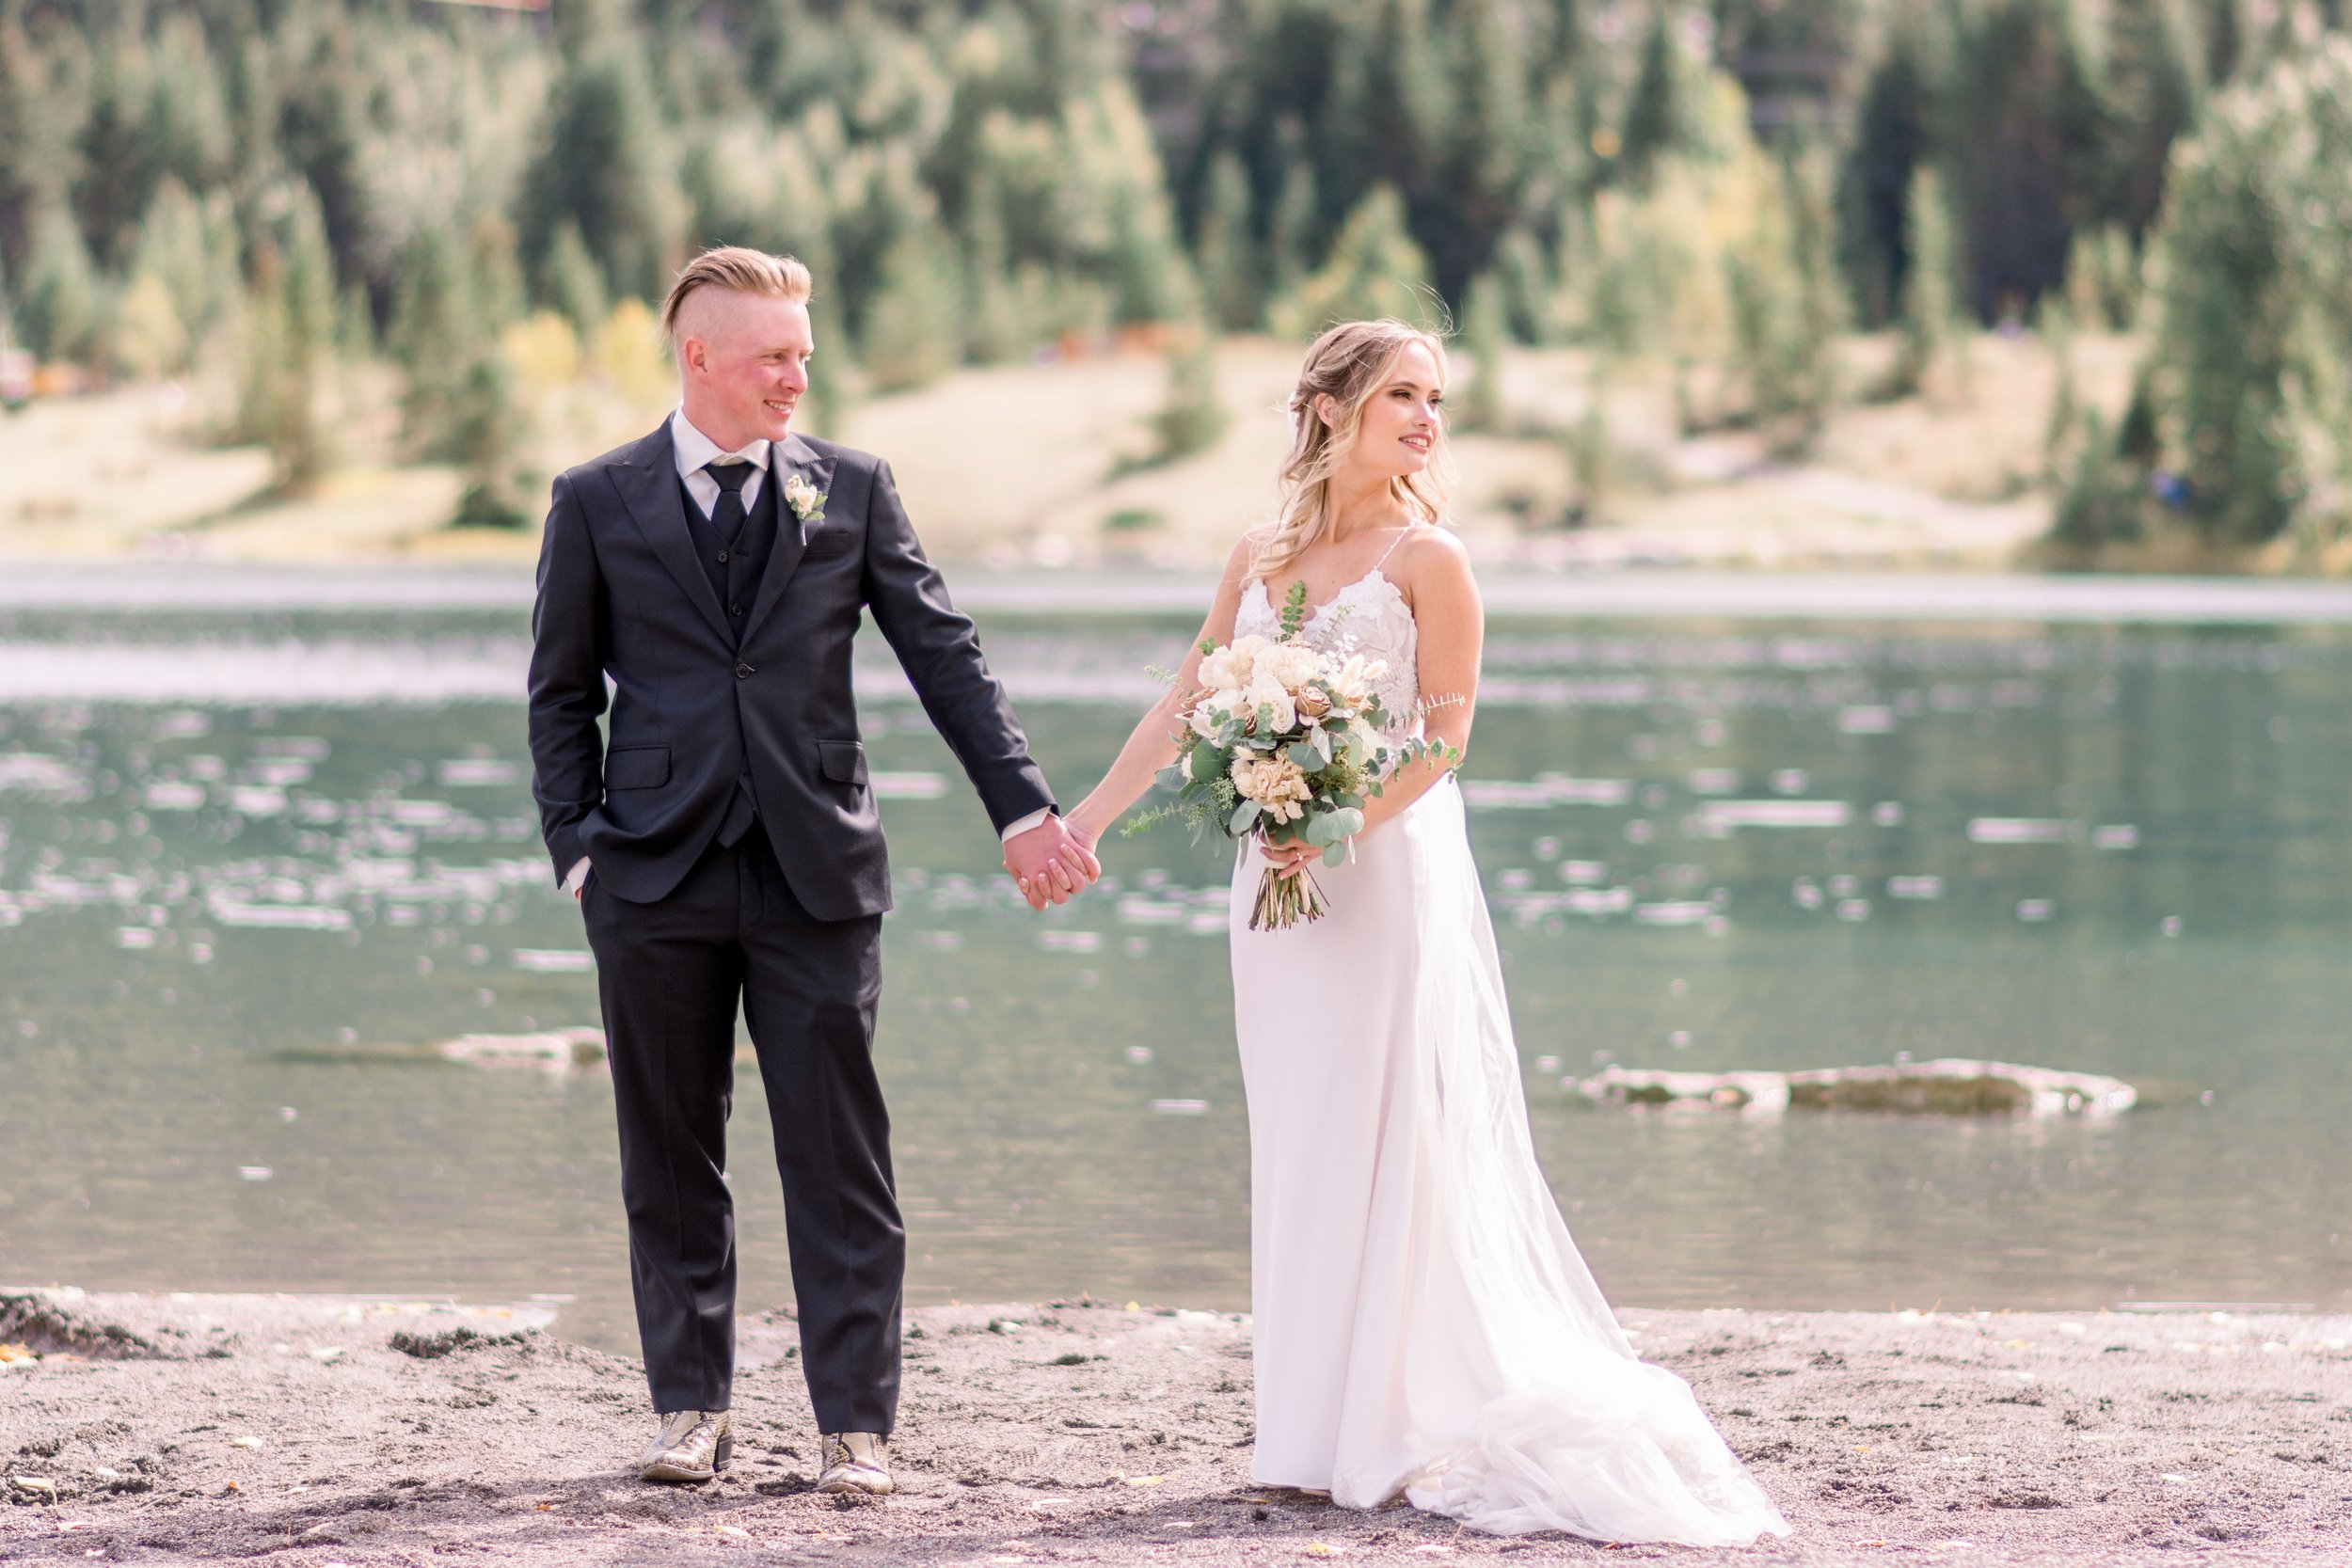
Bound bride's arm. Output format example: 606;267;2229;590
1064;539;1257;850
1262;530;1481;877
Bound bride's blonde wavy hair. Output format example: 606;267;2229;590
1250;319;1456;581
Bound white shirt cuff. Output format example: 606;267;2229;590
564;857;591;894
999;808;1055;844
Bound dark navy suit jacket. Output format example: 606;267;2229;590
526;423;1054;920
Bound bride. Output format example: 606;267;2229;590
1062;320;1790;1544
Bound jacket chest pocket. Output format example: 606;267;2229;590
816;739;867;787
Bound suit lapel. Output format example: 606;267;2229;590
607;426;733;646
739;432;834;645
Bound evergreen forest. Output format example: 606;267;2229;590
2;0;2349;553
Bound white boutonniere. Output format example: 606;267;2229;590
782;473;826;524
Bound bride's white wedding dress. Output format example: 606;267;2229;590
1226;560;1790;1544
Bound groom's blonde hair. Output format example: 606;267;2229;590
661;246;814;344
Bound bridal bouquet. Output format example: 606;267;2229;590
1133;581;1457;929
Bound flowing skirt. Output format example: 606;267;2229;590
1229;776;1790;1544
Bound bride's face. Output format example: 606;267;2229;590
1330;341;1444;482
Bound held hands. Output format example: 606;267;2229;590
1004;815;1103;911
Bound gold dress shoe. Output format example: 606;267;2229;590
638;1409;733;1483
816;1431;893;1495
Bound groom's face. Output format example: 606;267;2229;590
677;291;815;450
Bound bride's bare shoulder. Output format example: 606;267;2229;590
1391;524;1473;595
1221;529;1273;589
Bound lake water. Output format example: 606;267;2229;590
3;570;2348;1353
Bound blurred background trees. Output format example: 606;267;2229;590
0;0;2345;553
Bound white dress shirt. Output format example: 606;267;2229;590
564;411;1049;895
669;406;771;516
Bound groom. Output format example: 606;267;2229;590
528;246;1097;1492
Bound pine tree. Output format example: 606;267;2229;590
1286;186;1438;335
521;38;681;304
2048;408;2146;546
2141;40;2352;546
1727;151;1843;451
72;33;162;273
1325;0;1449;215
1195;151;1261;333
469;215;528;336
0;19;91;290
1145;325;1229;466
1454;272;1510;432
539;221;610;335
2202;0;2247;83
1489;226;1554;343
1263;139;1320;305
1618;7;1688;189
1838;8;1937;327
1945;0;2109;321
106;273;185;381
447;353;532;528
860;220;961;391
959;171;1032;365
277;21;373;289
389;223;481;463
1431;0;1531;302
1888;166;1961;398
236;182;338;494
19;204;103;364
2106;0;2202;239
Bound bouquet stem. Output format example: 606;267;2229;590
1249;864;1327;930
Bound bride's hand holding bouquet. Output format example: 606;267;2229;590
1125;580;1457;929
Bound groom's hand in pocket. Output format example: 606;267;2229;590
1004;816;1100;911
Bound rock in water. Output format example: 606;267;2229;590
433;1027;607;1071
1573;1059;2137;1117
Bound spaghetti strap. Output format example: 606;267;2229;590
1371;526;1415;574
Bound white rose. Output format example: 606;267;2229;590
1200;635;1270;693
1243;673;1297;734
1253;641;1322;694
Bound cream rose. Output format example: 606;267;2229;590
1252;641;1323;695
1199;635;1270;694
1242;673;1297;734
1231;753;1311;823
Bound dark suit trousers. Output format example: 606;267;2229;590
581;825;899;1432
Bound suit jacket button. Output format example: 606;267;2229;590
717;550;729;563
735;662;754;679
731;603;742;615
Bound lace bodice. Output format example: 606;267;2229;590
1236;568;1421;744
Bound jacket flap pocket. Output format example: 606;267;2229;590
816;739;868;786
605;745;671;790
802;527;853;558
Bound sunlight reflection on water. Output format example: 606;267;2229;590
1;584;2348;1349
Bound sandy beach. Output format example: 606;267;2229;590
2;1288;2344;1565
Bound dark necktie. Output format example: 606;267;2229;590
706;457;761;849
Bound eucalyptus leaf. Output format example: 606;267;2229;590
1154;763;1187;792
1230;800;1262;835
1322;842;1349;866
1285;741;1321;770
1330;806;1365;836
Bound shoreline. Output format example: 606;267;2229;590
3;1288;2345;1564
9;560;2352;624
